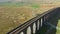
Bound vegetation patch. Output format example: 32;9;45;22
31;4;40;9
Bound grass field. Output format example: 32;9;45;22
0;7;34;34
0;4;46;34
0;4;45;34
0;3;41;34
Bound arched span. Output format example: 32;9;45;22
41;18;43;27
27;26;31;34
37;20;40;30
33;23;36;34
20;32;24;34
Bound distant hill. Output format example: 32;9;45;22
0;2;28;7
0;0;34;7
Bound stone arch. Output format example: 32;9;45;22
20;32;24;34
27;26;31;34
41;18;43;27
37;20;40;30
33;23;36;33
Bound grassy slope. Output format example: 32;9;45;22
0;3;41;34
0;7;34;34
